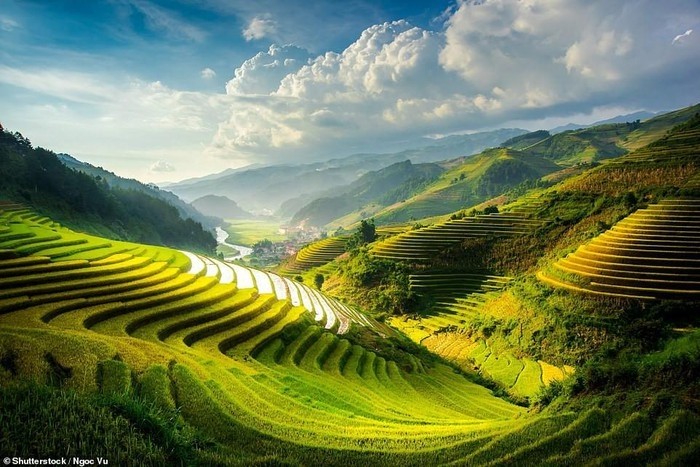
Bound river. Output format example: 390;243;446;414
215;226;253;261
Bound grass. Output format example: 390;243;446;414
368;148;558;225
492;408;610;464
223;219;286;247
595;411;700;466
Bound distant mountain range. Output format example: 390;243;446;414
299;103;700;228
190;195;256;220
164;128;527;214
156;104;700;230
290;160;445;227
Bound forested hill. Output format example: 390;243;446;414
57;153;220;231
0;125;216;254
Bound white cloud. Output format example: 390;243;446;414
0;66;116;104
6;1;700;182
208;1;700;165
150;160;176;172
439;0;700;98
0;64;234;183
212;21;469;159
200;67;216;79
226;44;311;95
243;15;276;41
0;16;19;31
126;0;205;42
672;29;693;45
0;66;224;132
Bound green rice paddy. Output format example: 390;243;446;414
1;202;698;464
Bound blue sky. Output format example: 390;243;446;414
1;0;699;183
2;1;448;90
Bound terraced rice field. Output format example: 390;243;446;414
372;213;543;261
376;225;412;236
502;194;548;216
538;198;700;300
280;236;348;274
0;207;527;462
611;127;700;164
1;205;697;464
422;334;573;398
392;272;512;338
386;271;572;397
412;272;511;317
0;210;370;336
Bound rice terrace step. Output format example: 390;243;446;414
539;199;700;300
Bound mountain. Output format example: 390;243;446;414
190;195;255;220
57;153;220;231
346;128;528;165
159;163;266;188
550;110;659;133
165;128;527;213
502;130;551;150
357;105;700;227
517;124;629;165
517;103;700;165
339;148;560;226
290;160;444;227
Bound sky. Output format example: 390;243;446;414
1;0;699;184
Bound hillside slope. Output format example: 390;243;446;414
58;153;220;231
3;205;698;464
519;103;700;165
0;207;530;464
190;194;255;220
367;148;559;225
304;113;700;454
2;109;700;463
0;127;216;254
291;160;444;227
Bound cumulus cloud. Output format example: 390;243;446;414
150;160;176;172
200;67;216;79
212;21;469;158
225;44;311;96
243;15;276;41
672;29;693;45
209;1;700;164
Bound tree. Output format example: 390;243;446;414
253;239;273;254
358;219;376;243
314;273;325;290
346;218;376;251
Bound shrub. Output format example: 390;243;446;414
314;273;325;290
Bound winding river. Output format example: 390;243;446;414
215;226;253;261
